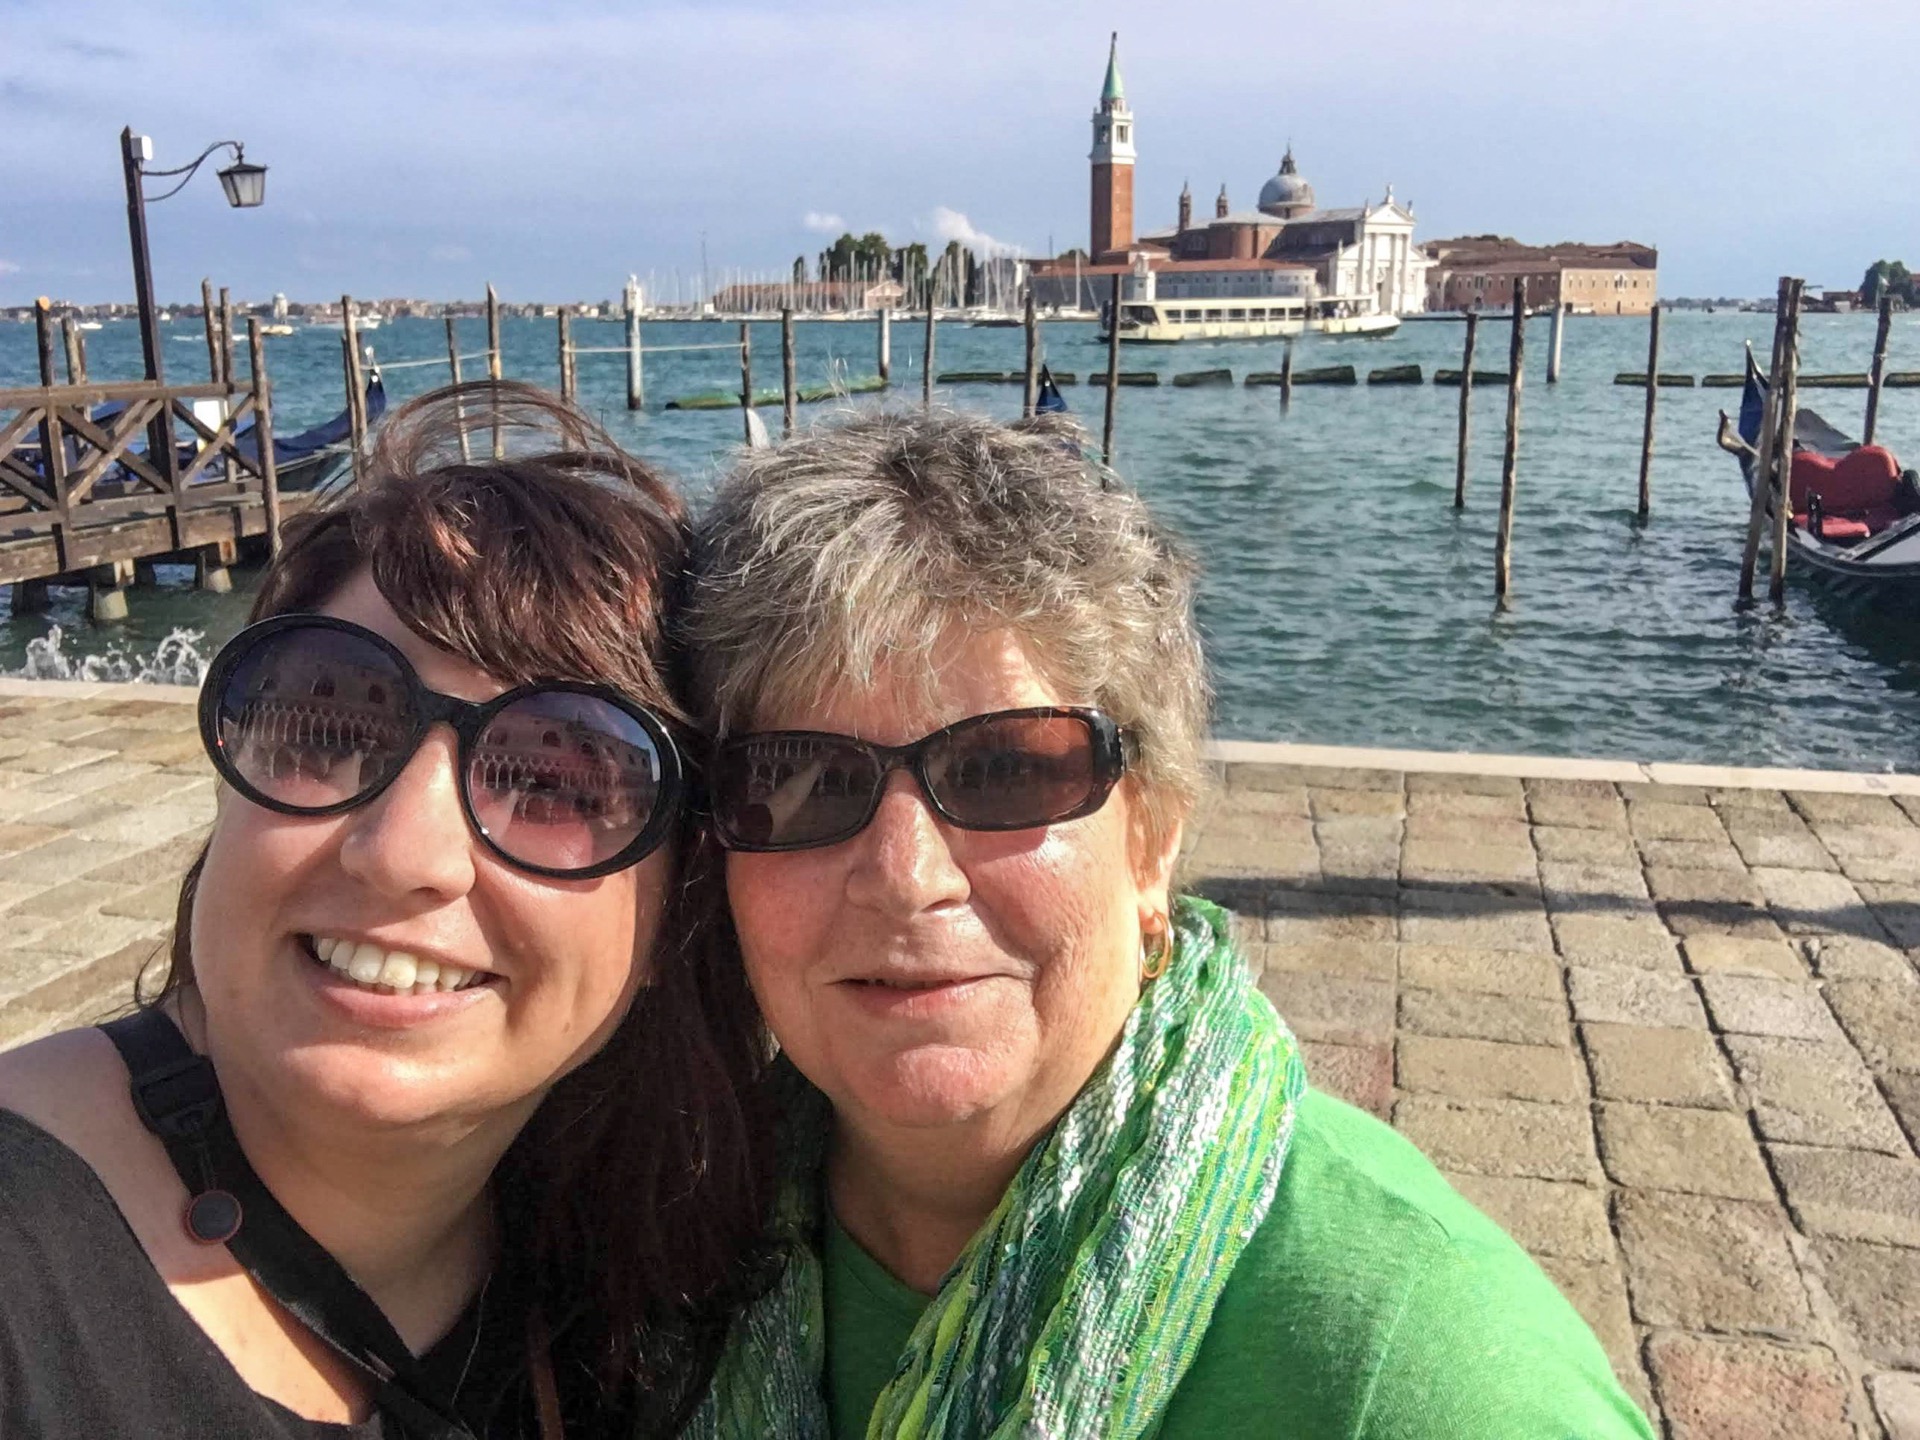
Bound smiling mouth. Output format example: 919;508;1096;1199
841;976;987;991
301;935;493;998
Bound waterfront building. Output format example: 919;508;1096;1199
1030;37;1429;333
1423;236;1659;314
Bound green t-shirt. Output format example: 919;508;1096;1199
822;1088;1655;1439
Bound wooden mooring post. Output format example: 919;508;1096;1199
1494;279;1527;609
341;294;368;486
486;283;503;459
1738;280;1796;601
1865;294;1894;445
1102;275;1123;464
1548;302;1566;385
557;311;575;403
219;287;235;387
1454;312;1478;509
247;317;283;561
625;279;644;410
201;279;221;382
1637;306;1661;520
1280;340;1294;410
739;323;754;446
781;308;797;437
878;305;892;385
444;317;472;462
1022;287;1040;419
922;302;936;408
1769;280;1806;604
61;317;87;384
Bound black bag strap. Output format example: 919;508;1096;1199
102;1008;478;1440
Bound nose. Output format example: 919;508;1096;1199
336;726;478;901
842;769;970;918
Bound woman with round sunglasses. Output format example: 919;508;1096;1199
680;410;1654;1439
0;384;770;1438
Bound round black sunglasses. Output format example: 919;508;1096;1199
199;614;683;879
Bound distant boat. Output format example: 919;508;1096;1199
76;321;103;332
157;311;173;322
1035;365;1068;415
1107;294;1400;343
305;315;382;331
261;324;295;336
1718;346;1920;587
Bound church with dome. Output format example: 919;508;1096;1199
1030;37;1431;318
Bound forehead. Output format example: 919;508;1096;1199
758;627;1068;745
315;569;507;704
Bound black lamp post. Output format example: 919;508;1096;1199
118;127;266;500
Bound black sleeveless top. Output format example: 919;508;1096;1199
0;1109;538;1438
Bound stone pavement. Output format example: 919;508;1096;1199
1;680;1919;1436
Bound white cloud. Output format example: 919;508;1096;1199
0;259;19;275
802;211;846;234
429;244;472;263
929;206;1014;255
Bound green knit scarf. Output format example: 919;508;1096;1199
686;894;1305;1440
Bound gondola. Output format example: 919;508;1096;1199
1035;365;1068;415
1718;348;1920;585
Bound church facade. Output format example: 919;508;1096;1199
1032;37;1430;318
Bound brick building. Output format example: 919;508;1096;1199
1423;237;1659;315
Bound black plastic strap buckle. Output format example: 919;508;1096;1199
129;1053;224;1140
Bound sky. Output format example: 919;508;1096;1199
2;0;1916;307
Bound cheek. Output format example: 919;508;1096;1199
725;854;827;1002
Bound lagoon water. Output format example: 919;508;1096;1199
4;308;1919;770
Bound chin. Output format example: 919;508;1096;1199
849;1044;1016;1130
277;1045;513;1133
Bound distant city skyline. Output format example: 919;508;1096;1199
3;0;1915;308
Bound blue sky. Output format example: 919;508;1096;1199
2;0;1915;306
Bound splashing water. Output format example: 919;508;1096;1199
13;626;210;687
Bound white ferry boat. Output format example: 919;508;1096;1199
1110;295;1400;343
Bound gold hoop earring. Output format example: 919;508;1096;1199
1140;915;1172;983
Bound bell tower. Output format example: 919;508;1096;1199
1089;33;1135;262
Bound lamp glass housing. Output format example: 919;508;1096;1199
218;161;267;208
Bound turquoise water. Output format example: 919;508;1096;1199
4;309;1919;770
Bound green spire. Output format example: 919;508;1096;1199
1101;32;1123;105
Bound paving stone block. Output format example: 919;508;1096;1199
1682;934;1807;980
1214;785;1310;820
1310;847;1396;897
92;830;209;887
1657;900;1790;941
74;801;220;849
1568;966;1707;1029
1256;971;1395;1047
1858;882;1920;948
1883;1074;1920;1150
1197;811;1318;849
1826;979;1920;1074
1240;763;1398;793
1710;787;1796;813
1442;1172;1614;1262
1868;1371;1920;1440
0;937;157;1047
1752;865;1884;938
1264;904;1397;945
1399;905;1554;953
1631;801;1729;842
1622;782;1713;806
12;878;124;921
1397;1034;1586;1103
1406;790;1526;822
1256;940;1397;982
1597;1102;1775;1200
1528;793;1630;831
1698;974;1845;1043
1398;986;1569;1045
1791;791;1910;828
1402;812;1532;847
33;909;164;960
1649;864;1767;908
1299;1041;1393;1119
1407;771;1526;797
1540;864;1656;914
1771;1145;1920;1247
1183;835;1319;880
1534;1253;1640;1378
1804;935;1915;983
100;878;185;924
1727;821;1840;873
1582;1022;1738;1108
1397;944;1563;999
1645;1333;1854;1440
6;744;117;776
1533;825;1640;866
1724;1034;1910;1153
1615;1189;1809;1333
1552;912;1681;970
0;835;140;887
1391;1095;1599;1182
1400;839;1538;886
1311;814;1401;846
1637;838;1748;872
1306;787;1399;819
1815;1239;1920;1367
0;822;63;860
1526;777;1622;802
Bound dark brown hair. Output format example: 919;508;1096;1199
155;381;771;1433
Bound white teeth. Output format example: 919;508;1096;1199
310;937;482;996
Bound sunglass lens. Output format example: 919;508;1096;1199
925;713;1098;828
468;693;666;872
214;626;415;811
716;735;883;849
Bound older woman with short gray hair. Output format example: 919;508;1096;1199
683;410;1652;1440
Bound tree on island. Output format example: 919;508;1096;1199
1862;260;1914;307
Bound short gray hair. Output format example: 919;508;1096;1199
684;408;1210;851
